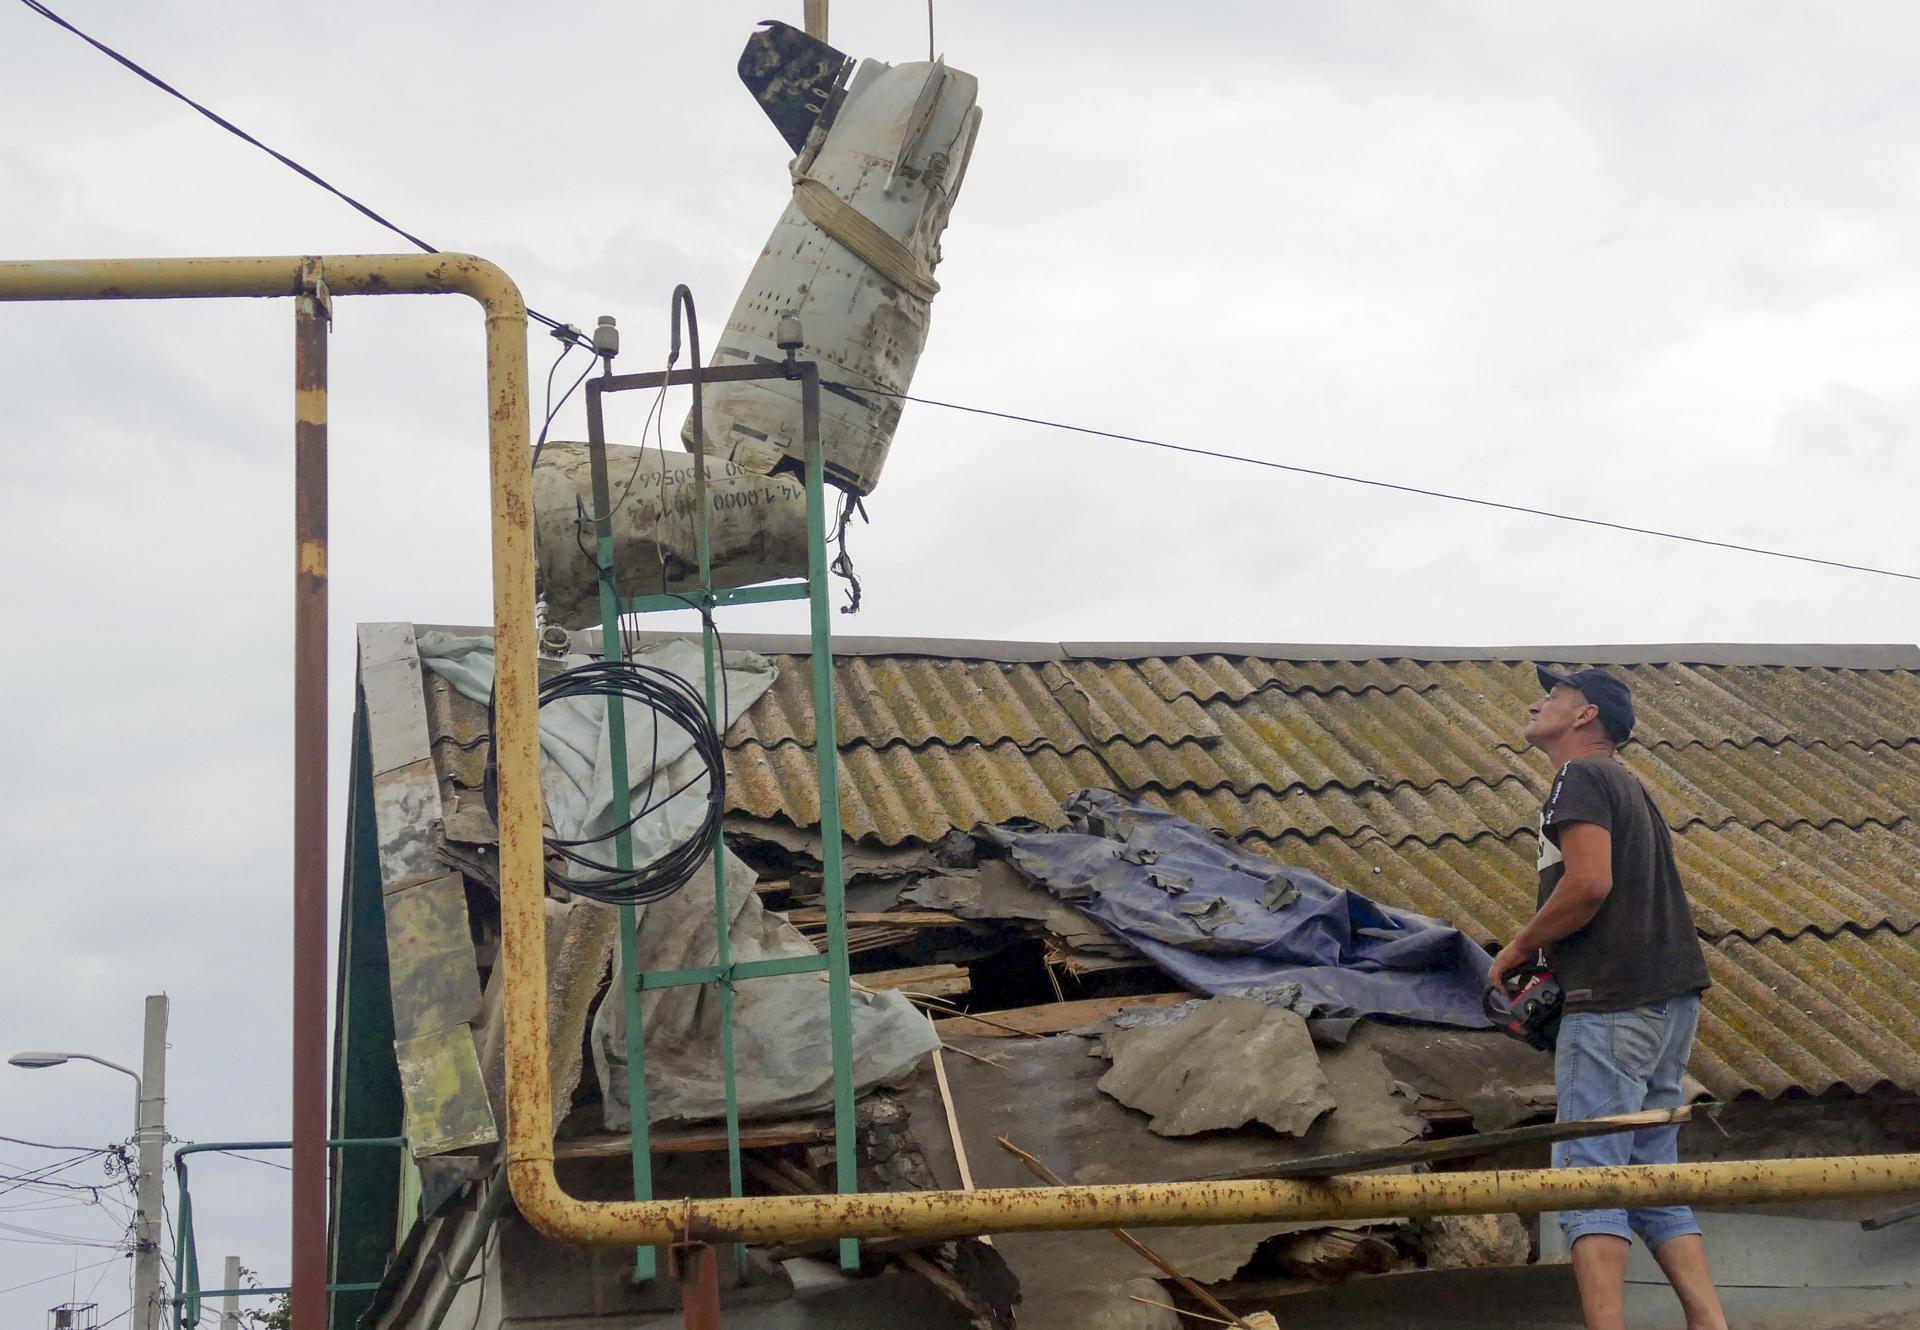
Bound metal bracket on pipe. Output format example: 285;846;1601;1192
297;256;333;325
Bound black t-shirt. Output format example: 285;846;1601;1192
1536;754;1712;1013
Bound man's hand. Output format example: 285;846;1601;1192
1487;941;1532;993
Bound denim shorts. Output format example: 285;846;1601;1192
1552;993;1703;1251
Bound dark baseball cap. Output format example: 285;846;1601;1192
1535;665;1635;743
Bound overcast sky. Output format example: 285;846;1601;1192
4;1;1920;1322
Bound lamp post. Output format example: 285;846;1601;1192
10;994;169;1330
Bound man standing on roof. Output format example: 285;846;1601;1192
1490;665;1722;1330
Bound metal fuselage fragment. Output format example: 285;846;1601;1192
689;40;984;496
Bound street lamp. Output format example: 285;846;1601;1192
9;996;169;1330
9;1051;142;1082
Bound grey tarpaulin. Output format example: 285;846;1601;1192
418;634;938;1125
983;790;1495;1029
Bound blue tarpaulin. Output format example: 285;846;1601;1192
984;790;1495;1029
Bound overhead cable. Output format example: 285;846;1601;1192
868;388;1920;585
0;1134;109;1154
0;1255;123;1298
13;0;590;346
195;1149;293;1173
18;0;1906;585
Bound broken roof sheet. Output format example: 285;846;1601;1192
410;628;1920;1101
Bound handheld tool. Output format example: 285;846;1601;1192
1486;961;1565;1051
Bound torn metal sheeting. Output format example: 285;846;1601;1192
362;624;445;884
382;872;485;1043
361;654;434;776
1366;1025;1558;1133
1097;997;1335;1138
395;1026;498;1156
372;757;446;889
901;860;1063;925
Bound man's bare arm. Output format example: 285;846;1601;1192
1489;821;1613;988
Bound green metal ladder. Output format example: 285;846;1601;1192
579;299;858;1279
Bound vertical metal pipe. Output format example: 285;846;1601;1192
674;1244;724;1330
670;288;746;1212
584;380;659;1283
292;262;330;1330
172;1178;193;1330
799;366;859;1271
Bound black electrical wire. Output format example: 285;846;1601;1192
853;385;1920;585
14;0;590;347
531;343;602;475
0;1135;109;1154
195;1150;291;1173
23;0;1918;589
531;341;576;475
485;659;724;907
0;1256;122;1296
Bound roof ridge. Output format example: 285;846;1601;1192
1714;918;1920;949
1494;734;1920;758
544;625;1920;670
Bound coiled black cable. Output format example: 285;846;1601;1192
486;659;725;907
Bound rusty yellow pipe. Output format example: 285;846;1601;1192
0;264;538;995
503;1152;1920;1246
0;252;534;1330
13;256;1920;1254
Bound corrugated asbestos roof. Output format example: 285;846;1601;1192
408;630;1920;1101
715;645;1920;1101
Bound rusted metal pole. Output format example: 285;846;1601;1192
292;260;331;1330
673;1243;724;1330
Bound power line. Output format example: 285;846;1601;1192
0;1134;110;1154
0;1255;122;1298
872;388;1920;584
0;1151;113;1202
0;1220;126;1248
13;0;590;347
15;0;1912;585
192;1150;291;1173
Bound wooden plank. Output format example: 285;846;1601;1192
854;963;971;998
929;1049;991;1247
1045;945;1155;978
787;909;967;928
1271;1227;1397;1278
1176;1104;1705;1182
1861;1198;1920;1232
931;991;1194;1039
552;1118;832;1160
